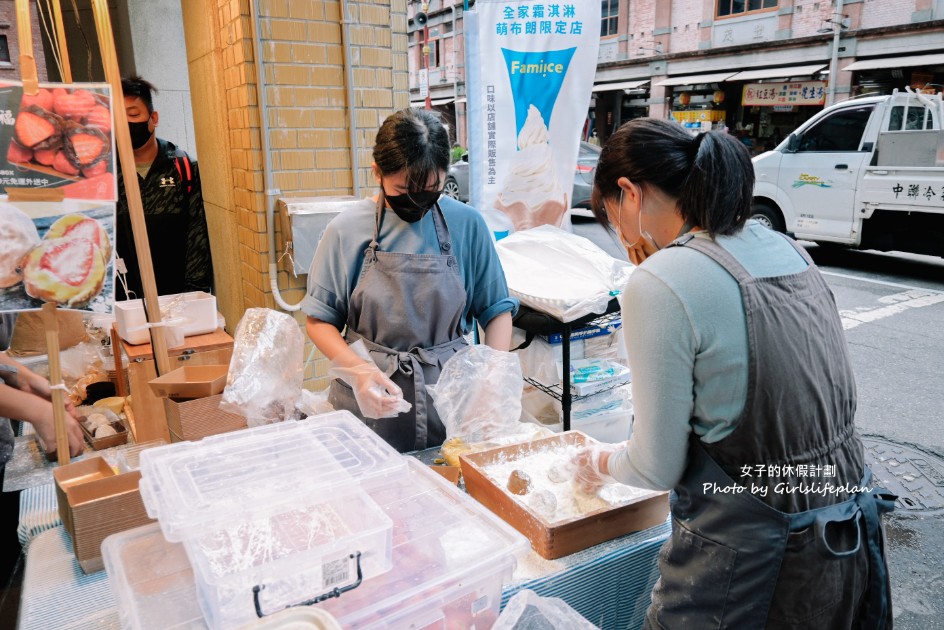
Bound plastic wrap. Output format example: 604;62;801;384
220;308;304;426
428;345;524;444
496;225;634;322
493;589;599;630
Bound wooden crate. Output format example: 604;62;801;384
460;432;669;559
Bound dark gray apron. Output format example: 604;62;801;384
645;234;895;630
328;196;469;452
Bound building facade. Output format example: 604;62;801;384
408;0;944;151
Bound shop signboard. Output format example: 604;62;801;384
743;81;827;107
465;0;601;236
0;81;116;313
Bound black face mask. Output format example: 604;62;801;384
128;120;153;149
384;188;442;223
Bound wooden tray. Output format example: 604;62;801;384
460;431;669;559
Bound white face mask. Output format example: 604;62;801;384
615;188;642;251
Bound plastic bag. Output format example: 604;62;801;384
428;345;524;444
220;308;304;426
296;388;335;417
496;225;634;322
493;589;598;630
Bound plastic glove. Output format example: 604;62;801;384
329;361;411;419
571;442;620;494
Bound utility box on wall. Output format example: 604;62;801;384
276;196;361;276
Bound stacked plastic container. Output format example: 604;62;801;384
103;411;529;629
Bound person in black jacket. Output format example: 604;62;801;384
115;75;213;300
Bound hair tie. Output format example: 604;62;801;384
689;132;706;162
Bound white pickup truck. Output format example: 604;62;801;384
752;88;944;257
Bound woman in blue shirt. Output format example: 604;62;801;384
303;109;517;453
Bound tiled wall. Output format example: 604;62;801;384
183;0;408;389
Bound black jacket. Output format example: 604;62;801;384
115;138;212;300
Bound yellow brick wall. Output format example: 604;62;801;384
183;0;408;391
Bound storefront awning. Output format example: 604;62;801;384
726;64;827;82
409;97;455;107
591;79;650;92
843;53;944;71
654;72;737;87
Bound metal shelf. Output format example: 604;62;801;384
512;298;623;431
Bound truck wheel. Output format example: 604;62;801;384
751;203;785;233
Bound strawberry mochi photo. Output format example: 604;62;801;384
0;202;115;313
0;82;116;202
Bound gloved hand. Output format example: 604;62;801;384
330;361;411;419
571;442;620;494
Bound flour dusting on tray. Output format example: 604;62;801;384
481;443;654;524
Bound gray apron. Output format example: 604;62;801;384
646;234;895;630
328;196;469;452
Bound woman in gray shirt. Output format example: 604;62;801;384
574;118;894;629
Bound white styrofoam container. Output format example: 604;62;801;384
573;408;633;443
115;291;218;345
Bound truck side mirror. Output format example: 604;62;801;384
786;133;800;152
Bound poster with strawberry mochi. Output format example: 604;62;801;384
0;200;115;313
0;81;116;202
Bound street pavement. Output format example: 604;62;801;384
570;216;944;628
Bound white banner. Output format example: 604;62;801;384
466;1;601;237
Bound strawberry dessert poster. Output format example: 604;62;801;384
0;81;116;313
0;200;115;313
0;81;116;201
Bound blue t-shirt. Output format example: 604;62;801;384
302;196;518;334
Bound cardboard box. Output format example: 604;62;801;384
52;456;155;573
163;393;247;442
147;364;229;399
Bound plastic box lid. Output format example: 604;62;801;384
138;420;355;542
138;411;407;543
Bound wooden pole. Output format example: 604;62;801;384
16;0;71;463
40;304;70;466
89;0;172;378
15;0;38;95
51;0;73;83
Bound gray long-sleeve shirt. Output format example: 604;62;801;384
608;221;810;490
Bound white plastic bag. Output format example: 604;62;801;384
493;589;599;630
496;225;633;322
220;308;304;426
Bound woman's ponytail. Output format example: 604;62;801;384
592;118;754;238
679;131;754;236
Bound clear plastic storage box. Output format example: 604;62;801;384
133;412;405;629
316;458;529;628
106;412;527;630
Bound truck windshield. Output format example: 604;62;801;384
798;105;875;152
